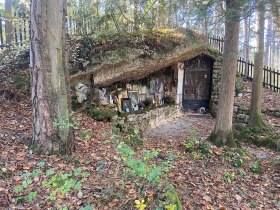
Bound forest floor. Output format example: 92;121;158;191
0;82;280;210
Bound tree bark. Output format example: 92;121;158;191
30;0;74;155
210;0;240;147
249;3;266;128
5;0;13;44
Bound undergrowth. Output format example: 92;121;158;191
184;130;212;159
263;109;280;118
12;162;91;209
233;123;280;151
101;128;182;209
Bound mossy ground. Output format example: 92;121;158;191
233;123;280;151
263;109;280;118
208;130;236;147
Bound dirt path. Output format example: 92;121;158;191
143;113;213;141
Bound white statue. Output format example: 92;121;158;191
75;83;89;103
99;87;109;105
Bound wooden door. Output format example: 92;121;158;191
183;55;213;110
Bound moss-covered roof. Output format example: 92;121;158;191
70;28;221;87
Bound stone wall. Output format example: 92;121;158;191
208;57;251;125
113;105;182;131
210;57;223;116
233;105;250;124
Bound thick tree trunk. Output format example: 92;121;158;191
30;0;74;155
210;0;240;147
5;0;13;44
249;4;266;128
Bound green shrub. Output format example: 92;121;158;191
250;160;262;174
13;163;89;205
123;128;144;150
116;141;182;209
7;72;30;93
226;148;249;168
0;45;29;71
223;170;235;182
91;109;117;121
183;130;211;158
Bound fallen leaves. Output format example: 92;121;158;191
0;89;280;209
203;195;212;202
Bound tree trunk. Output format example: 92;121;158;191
264;15;272;66
243;17;250;77
30;0;74;155
157;0;165;27
184;0;190;28
270;24;275;68
210;0;240;147
5;0;13;44
249;3;266;128
133;0;139;31
167;0;172;27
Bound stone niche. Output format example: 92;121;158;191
113;105;181;131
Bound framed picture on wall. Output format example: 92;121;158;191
128;90;139;108
121;98;132;112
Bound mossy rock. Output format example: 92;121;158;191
91;109;117;122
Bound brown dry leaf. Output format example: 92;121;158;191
1;151;8;158
21;166;30;170
17;151;26;157
203;195;212;202
91;153;97;159
235;194;242;204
